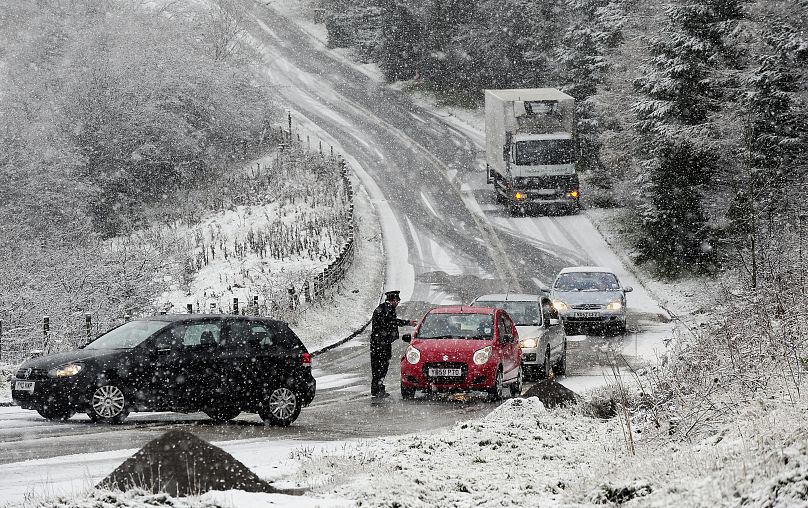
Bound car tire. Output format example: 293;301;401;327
87;382;130;424
487;369;504;401
509;367;523;398
37;404;75;421
205;407;241;423
538;348;551;379
259;387;302;427
555;340;567;377
401;386;416;400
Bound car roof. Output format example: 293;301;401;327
139;314;288;325
472;293;542;302
427;306;497;315
557;266;616;275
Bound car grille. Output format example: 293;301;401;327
572;304;603;310
423;362;467;383
15;368;48;380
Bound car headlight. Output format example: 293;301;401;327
552;299;568;311
48;363;84;378
607;301;623;311
520;338;538;349
473;346;492;365
405;346;421;365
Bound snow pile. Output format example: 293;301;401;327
522;379;581;408
98;429;284;497
296;397;620;507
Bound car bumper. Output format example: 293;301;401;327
400;360;499;391
11;376;91;411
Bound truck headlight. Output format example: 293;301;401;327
552;299;568;311
473;346;492;365
520;338;538;349
607;301;623;311
49;363;84;378
405;346;421;365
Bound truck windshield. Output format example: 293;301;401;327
515;139;575;165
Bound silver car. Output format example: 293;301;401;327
550;267;633;336
471;293;566;381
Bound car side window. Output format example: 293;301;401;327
184;322;221;347
541;299;553;327
154;324;186;350
497;316;508;342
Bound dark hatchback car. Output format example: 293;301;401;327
11;315;316;426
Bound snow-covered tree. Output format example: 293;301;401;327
633;0;745;273
375;2;421;81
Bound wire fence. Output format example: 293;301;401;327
0;116;358;367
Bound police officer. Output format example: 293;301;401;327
370;290;415;398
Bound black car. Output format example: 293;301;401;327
11;315;316;426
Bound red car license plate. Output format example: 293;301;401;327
429;368;462;377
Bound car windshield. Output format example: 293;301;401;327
474;301;540;326
554;272;620;292
418;313;494;339
515;139;574;165
85;320;169;349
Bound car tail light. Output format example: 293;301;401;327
302;353;312;367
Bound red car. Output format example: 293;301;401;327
400;306;522;400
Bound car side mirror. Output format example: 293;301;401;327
549;318;560;326
402;333;412;343
624;286;633;293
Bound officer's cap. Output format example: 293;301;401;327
384;290;401;301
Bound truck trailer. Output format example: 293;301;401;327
485;88;580;215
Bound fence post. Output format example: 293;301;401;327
288;111;292;139
124;313;131;322
43;316;50;352
85;313;92;341
210;302;217;314
233;298;239;315
253;295;259;315
186;303;193;314
0;319;3;362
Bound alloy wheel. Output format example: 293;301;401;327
91;385;126;419
268;387;297;421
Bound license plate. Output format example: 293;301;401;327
575;312;599;318
15;381;35;392
429;368;462;377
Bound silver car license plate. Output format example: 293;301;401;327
15;381;35;392
575;312;599;318
429;368;462;377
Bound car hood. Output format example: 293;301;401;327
409;338;493;361
514;325;543;339
17;349;123;371
551;291;622;305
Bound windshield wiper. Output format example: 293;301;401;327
419;335;455;340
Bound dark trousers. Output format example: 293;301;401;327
370;349;391;396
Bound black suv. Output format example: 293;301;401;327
11;315;316;426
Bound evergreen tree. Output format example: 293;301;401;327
633;0;745;273
728;6;808;287
557;0;624;174
376;2;421;81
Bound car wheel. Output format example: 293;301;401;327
509;367;523;398
487;369;504;401
205;407;241;423
87;383;130;424
259;387;301;427
37;405;75;421
554;340;567;377
401;386;416;400
538;348;551;379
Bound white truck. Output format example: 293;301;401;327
485;88;580;215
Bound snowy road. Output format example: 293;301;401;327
0;2;673;496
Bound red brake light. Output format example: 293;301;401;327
302;352;312;367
